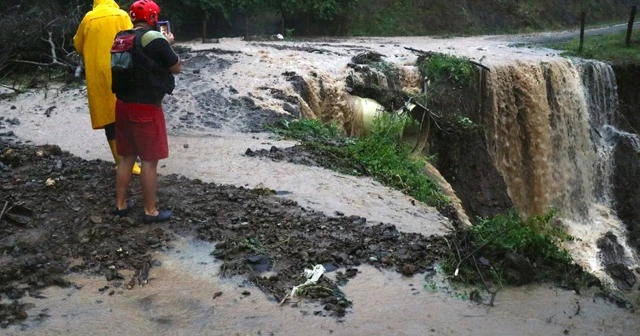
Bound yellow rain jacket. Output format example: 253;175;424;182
74;0;132;129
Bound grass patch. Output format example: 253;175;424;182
272;118;342;141
443;210;599;291
547;31;640;65
272;116;448;207
417;54;473;87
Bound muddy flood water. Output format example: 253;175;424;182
5;238;638;336
1;32;640;335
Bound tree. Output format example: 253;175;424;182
227;0;268;37
305;0;358;21
266;0;302;34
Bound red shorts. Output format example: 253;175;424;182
115;100;168;161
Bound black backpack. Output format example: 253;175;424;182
110;29;175;95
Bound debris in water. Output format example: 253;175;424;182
281;264;326;305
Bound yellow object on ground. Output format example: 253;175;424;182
108;140;141;175
347;96;385;135
73;0;132;129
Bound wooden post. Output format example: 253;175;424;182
626;5;637;46
245;15;249;38
202;14;208;43
579;11;586;52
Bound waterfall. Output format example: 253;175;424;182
485;59;639;282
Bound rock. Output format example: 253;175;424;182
597;232;637;289
612;135;640;256
90;216;102;224
105;268;124;281
401;264;417;276
605;263;636;290
503;252;534;285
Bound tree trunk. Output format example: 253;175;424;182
245;14;249;38
202;16;207;43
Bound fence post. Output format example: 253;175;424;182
626;5;637;46
579;11;586;52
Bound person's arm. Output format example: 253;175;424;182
168;57;182;74
163;32;181;74
142;32;182;74
73;17;88;56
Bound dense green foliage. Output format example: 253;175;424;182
274;117;448;207
547;31;640;65
443;210;597;289
272;118;341;141
417;55;474;87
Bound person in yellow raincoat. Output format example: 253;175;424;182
74;0;141;174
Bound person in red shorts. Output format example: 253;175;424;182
112;0;181;223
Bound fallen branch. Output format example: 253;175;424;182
11;31;75;69
0;84;25;94
0;201;9;223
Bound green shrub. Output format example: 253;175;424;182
272;116;448;207
418;55;473;87
442;210;597;290
271;118;342;141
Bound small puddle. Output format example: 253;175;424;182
5;237;638;336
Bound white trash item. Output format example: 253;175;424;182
290;264;326;298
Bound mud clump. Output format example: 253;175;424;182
0;301;31;328
245;142;362;175
0;135;447;327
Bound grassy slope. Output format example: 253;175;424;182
547;31;640;64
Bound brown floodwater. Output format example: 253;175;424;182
4;237;638;336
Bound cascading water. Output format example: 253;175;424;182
485;58;639;283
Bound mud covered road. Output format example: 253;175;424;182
1;31;640;335
0;126;449;320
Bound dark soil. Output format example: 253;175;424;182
0;126;447;327
245;142;361;175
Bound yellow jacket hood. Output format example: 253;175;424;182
94;0;120;9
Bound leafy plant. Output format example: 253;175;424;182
348;114;448;206
418;54;473;87
285;28;295;40
271;116;448;207
271;118;341;141
442;210;598;291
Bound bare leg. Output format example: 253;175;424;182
140;160;159;216
116;155;137;210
